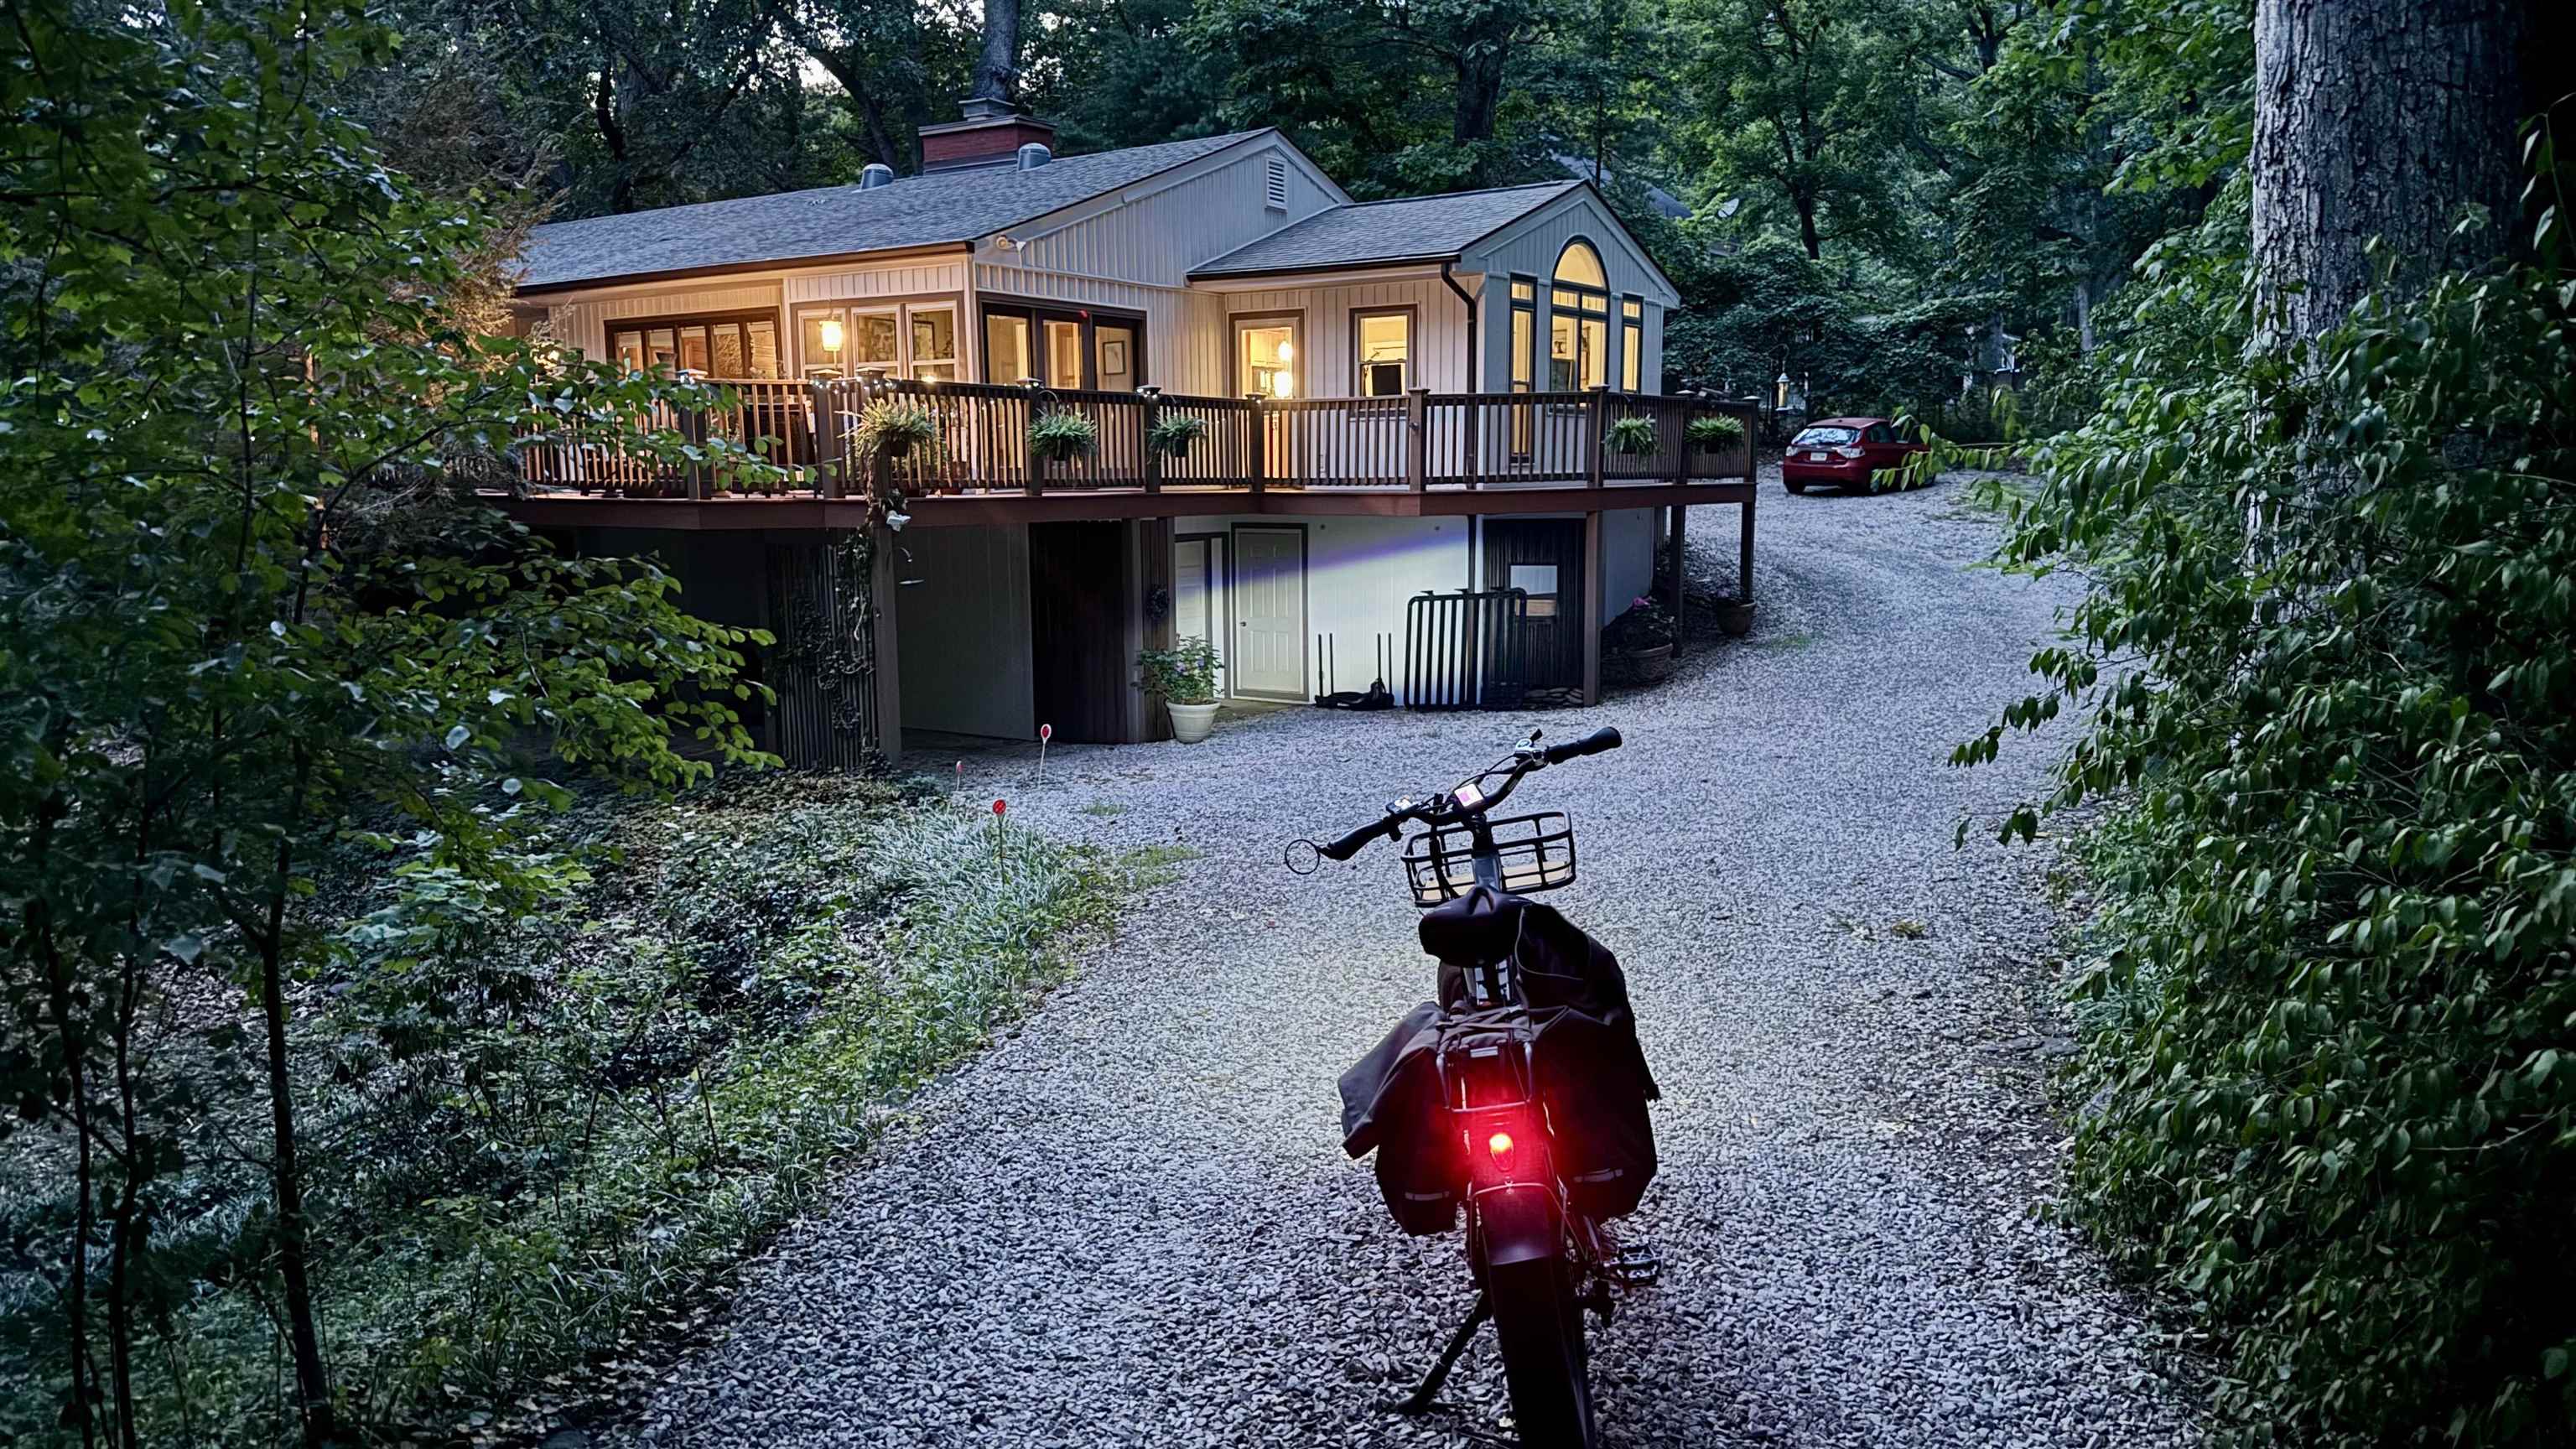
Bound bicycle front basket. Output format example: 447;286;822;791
1400;812;1577;907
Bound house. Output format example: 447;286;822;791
496;103;1757;767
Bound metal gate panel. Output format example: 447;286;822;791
1404;589;1537;711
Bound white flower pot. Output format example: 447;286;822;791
1166;700;1218;743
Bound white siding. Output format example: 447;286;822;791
974;138;1343;389
1171;515;1472;704
1202;278;1478;396
543;280;785;362
1602;508;1659;617
1467;190;1676;397
783;257;969;304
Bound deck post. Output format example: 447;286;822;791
813;379;844;499
1141;387;1164;494
1738;491;1757;608
1585;384;1607;489
1405;387;1428;492
1583;508;1604;705
679;402;710;500
1671;397;1691;486
1246;392;1267;497
871;522;903;767
1668;501;1688;639
1462;394;1482;491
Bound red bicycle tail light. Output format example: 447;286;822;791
1488;1131;1514;1158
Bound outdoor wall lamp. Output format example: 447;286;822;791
1775;371;1790;409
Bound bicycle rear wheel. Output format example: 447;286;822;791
1488;1253;1595;1448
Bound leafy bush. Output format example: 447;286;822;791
1601;595;1674;651
1028;409;1099;462
1685;413;1746;448
1147;412;1208;458
1603;414;1659;454
1137;638;1222;705
1971;210;2576;1445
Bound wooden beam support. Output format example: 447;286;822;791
1737;492;1757;608
1582;508;1604;706
1668;501;1688;639
871;523;903;767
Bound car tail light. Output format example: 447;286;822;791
1487;1130;1514;1159
1833;445;1864;459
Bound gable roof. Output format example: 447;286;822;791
517;131;1272;293
1186;181;1581;281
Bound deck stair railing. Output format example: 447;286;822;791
510;375;1757;500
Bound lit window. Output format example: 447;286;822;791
911;306;958;382
1549;241;1613;392
1621;297;1644;392
1354;310;1410;397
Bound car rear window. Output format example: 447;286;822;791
1790;427;1858;447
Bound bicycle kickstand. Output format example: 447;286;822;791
1386;1292;1492;1415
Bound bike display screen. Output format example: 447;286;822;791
1452;782;1486;811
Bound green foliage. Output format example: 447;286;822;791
1971;207;2576;1444
0;1;780;1440
1136;639;1222;705
1601;595;1674;651
1603;414;1659;454
1685;413;1746;447
1028;409;1101;462
856;398;942;461
1147;412;1209;458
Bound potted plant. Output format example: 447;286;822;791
856;398;940;463
1029;408;1099;464
1604;414;1659;455
1147;412;1208;460
1137;638;1223;742
1601;595;1678;683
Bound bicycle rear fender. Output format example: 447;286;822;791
1473;1182;1561;1271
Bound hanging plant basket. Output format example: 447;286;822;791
1604;415;1659;456
1687;413;1748;449
1029;409;1099;463
1147;413;1207;460
856;400;939;463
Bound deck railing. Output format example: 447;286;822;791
512;377;1758;501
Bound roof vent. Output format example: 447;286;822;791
1016;143;1052;170
860;163;896;190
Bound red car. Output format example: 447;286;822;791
1781;417;1927;493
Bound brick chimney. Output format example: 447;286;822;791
920;96;1057;173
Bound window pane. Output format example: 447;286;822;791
801;311;847;377
1096;323;1136;391
1510;278;1535;301
1549;313;1577;391
1553;288;1581;310
712;325;745;377
1510;309;1533;388
1622;298;1643;319
1622;321;1642;391
612;331;644;372
647;329;677;369
678;325;711;373
911;307;957;363
1043;319;1083;388
1581;317;1607;388
1555;242;1607;288
1356;311;1408;397
746;320;780;377
984;313;1031;383
1239;323;1295;397
1509;564;1559;617
849;310;898;369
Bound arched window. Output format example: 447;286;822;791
1550;240;1611;390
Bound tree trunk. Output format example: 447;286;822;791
256;762;335;1447
974;0;1020;105
2249;0;2531;343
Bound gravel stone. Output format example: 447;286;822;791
603;471;2199;1448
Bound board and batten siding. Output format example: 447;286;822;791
1467;190;1678;396
542;280;786;363
972;137;1343;390
1202;278;1478;397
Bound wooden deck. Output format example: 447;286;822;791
496;377;1758;525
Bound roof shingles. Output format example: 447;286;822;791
1185;181;1579;279
517;131;1266;291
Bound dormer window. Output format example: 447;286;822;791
1265;158;1288;212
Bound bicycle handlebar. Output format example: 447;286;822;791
1302;724;1624;865
1543;725;1622;765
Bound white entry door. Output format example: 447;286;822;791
1231;527;1305;699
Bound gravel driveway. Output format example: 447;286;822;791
610;473;2199;1448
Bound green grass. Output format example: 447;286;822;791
0;772;1163;1447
